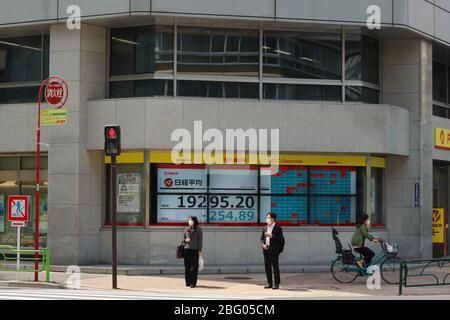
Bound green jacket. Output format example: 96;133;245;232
351;224;374;248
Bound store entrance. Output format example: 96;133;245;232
432;161;449;257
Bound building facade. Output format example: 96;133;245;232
0;0;449;268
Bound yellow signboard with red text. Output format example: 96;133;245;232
435;128;450;150
432;208;446;244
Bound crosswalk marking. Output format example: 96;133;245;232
0;289;234;300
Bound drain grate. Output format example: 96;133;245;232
223;276;253;280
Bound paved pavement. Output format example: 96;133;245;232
78;272;450;298
1;269;450;298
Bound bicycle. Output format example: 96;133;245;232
330;227;403;284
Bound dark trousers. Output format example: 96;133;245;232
263;249;280;285
354;247;375;265
184;249;199;286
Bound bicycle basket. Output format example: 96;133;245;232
341;250;354;265
385;242;398;255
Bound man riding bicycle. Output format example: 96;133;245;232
351;213;379;269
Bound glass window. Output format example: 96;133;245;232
155;164;208;224
0;86;40;104
370;168;384;225
21;156;48;170
177;81;259;99
110;80;173;98
155;164;259;224
152;164;379;226
433;44;448;64
208;166;258;224
309;167;357;225
260;166;308;225
105;164;144;226
0;155;48;247
346;35;379;84
433;61;447;103
0;34;48;104
345;86;379;104
177;27;259;77
111;26;174;75
0;36;44;83
263;83;341;101
0;157;19;170
448;65;450;104
263;31;342;80
433;105;449;118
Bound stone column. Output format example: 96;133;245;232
383;39;433;259
47;23;106;265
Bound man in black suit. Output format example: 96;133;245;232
261;212;285;290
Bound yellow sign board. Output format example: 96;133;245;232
148;151;385;168
104;152;145;164
40;109;67;126
104;151;386;168
432;208;446;244
435;128;450;150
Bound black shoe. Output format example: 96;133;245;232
272;284;279;290
190;284;196;288
186;284;190;287
264;284;273;289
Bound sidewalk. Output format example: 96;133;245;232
2;269;450;298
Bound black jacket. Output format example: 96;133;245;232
183;226;203;252
261;224;285;254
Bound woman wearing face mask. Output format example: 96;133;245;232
261;212;285;290
182;216;203;288
351;213;379;269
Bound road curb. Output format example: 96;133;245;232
0;280;65;289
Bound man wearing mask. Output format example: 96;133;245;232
261;212;285;290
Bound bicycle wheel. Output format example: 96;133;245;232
380;256;403;284
331;257;359;283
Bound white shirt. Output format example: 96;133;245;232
265;223;275;246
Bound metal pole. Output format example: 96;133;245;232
35;80;47;281
111;154;118;289
16;226;20;279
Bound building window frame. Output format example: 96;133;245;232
151;163;383;227
0;34;49;104
108;25;381;103
432;44;450;118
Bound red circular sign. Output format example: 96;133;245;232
164;178;174;187
45;77;68;109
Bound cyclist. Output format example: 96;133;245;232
351;213;379;269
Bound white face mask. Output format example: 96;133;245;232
266;218;273;225
188;220;194;226
366;219;371;225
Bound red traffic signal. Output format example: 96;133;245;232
104;125;121;156
108;127;117;139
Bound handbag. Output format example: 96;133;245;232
198;256;204;271
176;242;185;259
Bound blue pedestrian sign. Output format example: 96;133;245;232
8;195;30;222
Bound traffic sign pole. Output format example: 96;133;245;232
111;154;118;289
16;226;21;276
104;125;121;289
35;76;68;281
35;79;46;282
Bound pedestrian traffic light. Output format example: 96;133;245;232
104;125;121;156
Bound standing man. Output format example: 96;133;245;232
261;212;285;290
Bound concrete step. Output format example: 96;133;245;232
50;264;331;275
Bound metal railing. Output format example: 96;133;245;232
0;245;50;282
398;258;450;295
